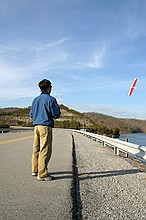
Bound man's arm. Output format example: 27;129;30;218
30;105;33;120
51;99;61;119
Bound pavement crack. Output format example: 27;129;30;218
71;134;82;220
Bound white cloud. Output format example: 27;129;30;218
0;42;69;100
0;45;19;51
87;48;105;69
0;87;38;100
56;98;64;103
124;7;146;40
67;103;145;119
46;37;70;47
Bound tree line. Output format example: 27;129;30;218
0;105;121;137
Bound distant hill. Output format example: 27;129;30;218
0;107;31;127
0;105;93;129
84;112;146;133
0;104;146;134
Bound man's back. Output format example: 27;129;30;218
30;92;60;127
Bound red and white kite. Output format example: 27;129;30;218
128;78;138;96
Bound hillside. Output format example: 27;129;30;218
0;105;93;129
0;104;146;134
84;112;146;133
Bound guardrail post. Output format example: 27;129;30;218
114;147;117;154
114;147;120;155
96;139;99;143
124;138;129;157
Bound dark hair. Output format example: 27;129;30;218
38;79;52;92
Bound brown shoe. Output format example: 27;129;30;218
37;174;55;181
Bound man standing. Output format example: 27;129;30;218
30;79;60;181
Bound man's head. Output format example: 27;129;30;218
38;79;52;93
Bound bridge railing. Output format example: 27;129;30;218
71;130;146;162
0;127;33;133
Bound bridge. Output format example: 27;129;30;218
0;129;145;220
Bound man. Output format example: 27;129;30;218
30;79;60;181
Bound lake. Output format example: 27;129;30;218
120;133;146;146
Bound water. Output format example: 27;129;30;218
120;133;146;147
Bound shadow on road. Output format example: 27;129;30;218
50;168;143;181
78;169;143;181
50;171;73;180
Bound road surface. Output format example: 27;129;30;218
0;129;73;220
0;129;145;220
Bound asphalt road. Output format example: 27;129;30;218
1;129;145;220
0;129;73;220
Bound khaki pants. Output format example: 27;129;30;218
32;125;52;177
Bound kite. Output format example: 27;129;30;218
128;78;138;96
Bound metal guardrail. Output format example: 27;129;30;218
0;127;34;133
1;127;146;162
72;130;146;162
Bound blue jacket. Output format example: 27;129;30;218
30;92;60;127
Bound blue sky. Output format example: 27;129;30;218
0;0;146;119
